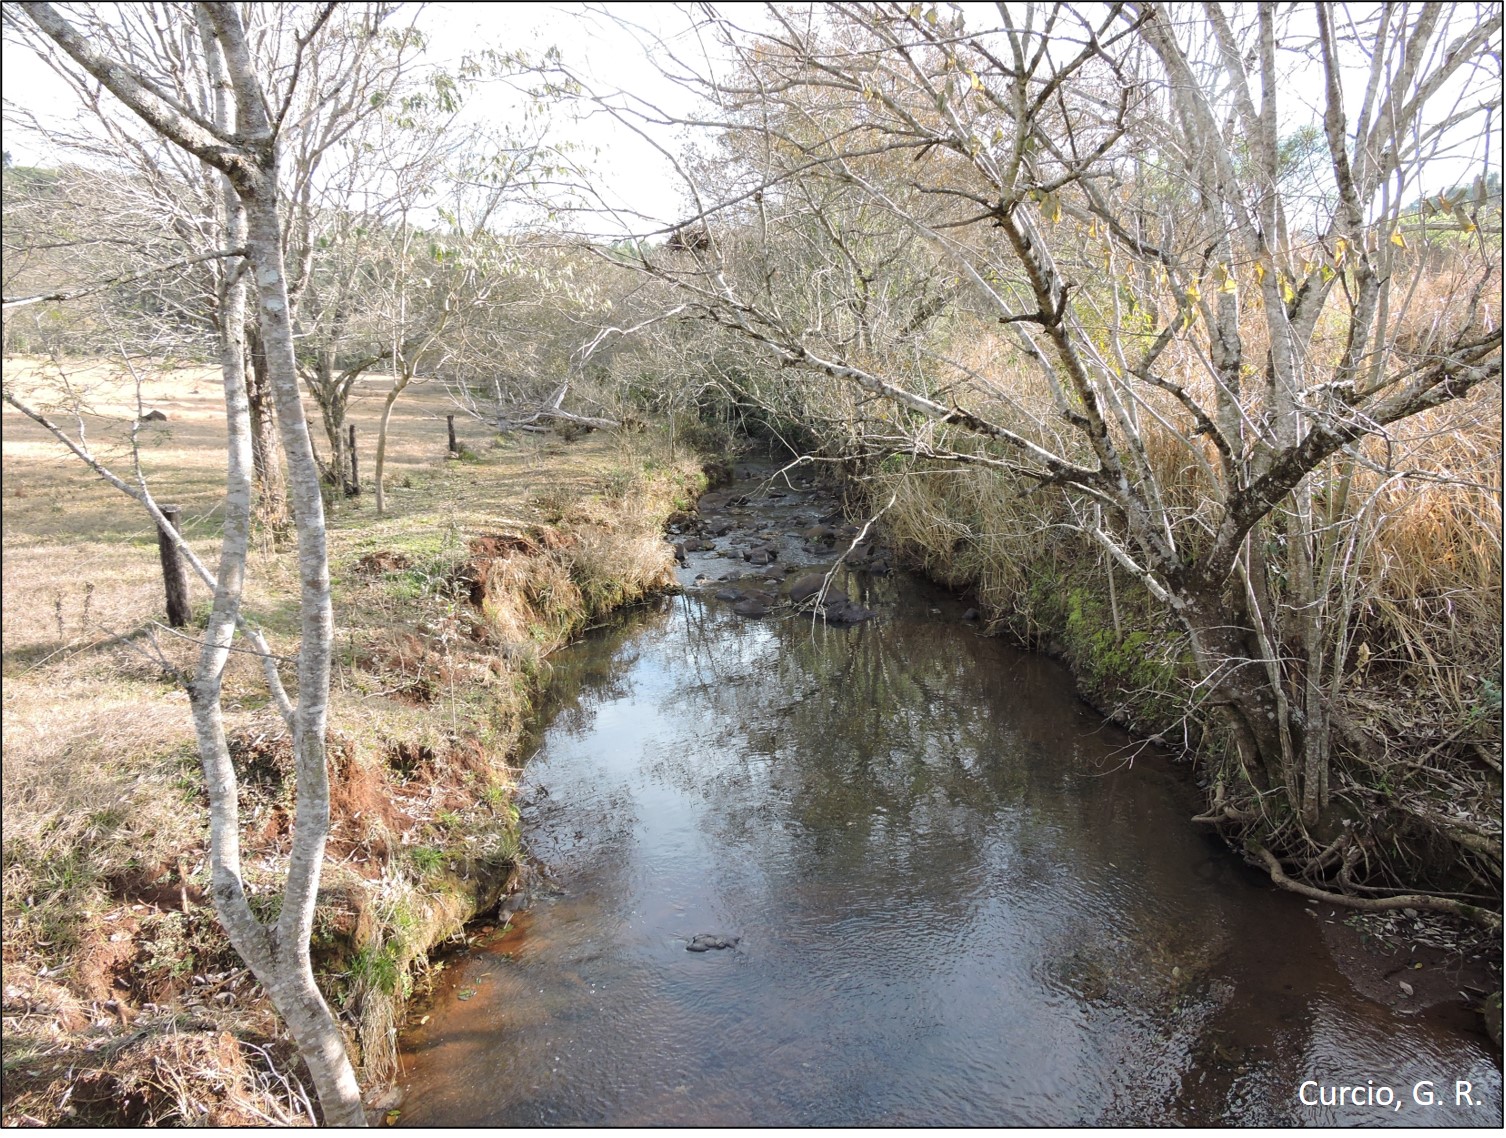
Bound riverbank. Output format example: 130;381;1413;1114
1;358;708;1125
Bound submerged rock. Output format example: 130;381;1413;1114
785;573;874;624
1482;991;1502;1052
686;933;740;952
788;572;829;603
821;599;875;625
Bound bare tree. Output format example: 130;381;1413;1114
584;3;1502;917
2;2;428;1123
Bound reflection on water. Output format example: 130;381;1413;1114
398;580;1500;1127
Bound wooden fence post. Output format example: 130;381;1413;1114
157;505;191;628
447;414;458;457
348;424;359;494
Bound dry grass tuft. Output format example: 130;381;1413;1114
1;1018;317;1127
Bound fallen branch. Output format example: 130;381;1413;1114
495;378;621;434
498;406;621;432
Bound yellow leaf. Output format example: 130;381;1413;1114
1219;276;1238;294
1390;231;1407;248
969;70;983;92
1253;262;1267;284
1280;276;1296;304
1333;236;1347;264
925;7;938;26
1185;282;1200;303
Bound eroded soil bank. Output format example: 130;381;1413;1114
2;364;707;1126
393;463;1501;1127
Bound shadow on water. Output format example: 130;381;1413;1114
396;502;1500;1127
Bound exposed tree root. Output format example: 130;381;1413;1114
1248;842;1501;931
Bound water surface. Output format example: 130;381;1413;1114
397;500;1500;1126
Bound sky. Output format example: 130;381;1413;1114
409;2;715;232
3;3;1499;235
0;2;714;233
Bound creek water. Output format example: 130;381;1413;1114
395;471;1500;1127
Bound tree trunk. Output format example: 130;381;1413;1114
245;323;288;529
211;11;362;1121
19;2;368;1124
1173;576;1317;833
156;503;192;628
1175;581;1287;788
373;372;413;516
240;183;364;1127
310;355;350;496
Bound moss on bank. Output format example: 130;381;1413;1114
2;361;707;1125
878;463;1195;742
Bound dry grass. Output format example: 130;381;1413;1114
915;256;1502;706
2;355;706;1123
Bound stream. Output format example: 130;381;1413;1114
394;465;1500;1127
